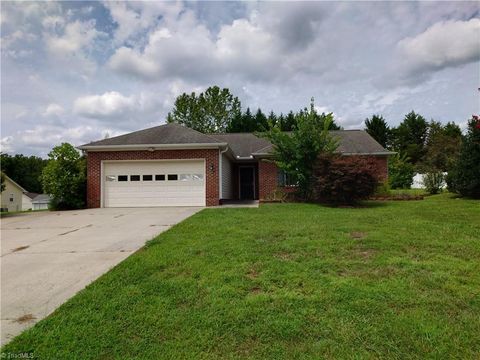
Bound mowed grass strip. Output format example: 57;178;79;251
2;194;480;359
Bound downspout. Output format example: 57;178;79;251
219;146;229;202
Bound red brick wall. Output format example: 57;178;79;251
257;155;389;200
258;160;279;200
86;149;219;208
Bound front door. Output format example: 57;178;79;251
239;166;255;200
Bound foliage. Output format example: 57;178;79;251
227;108;270;133
374;181;391;196
167;86;241;133
279;111;297;131
313;155;378;205
364;114;390;148
41;143;86;210
265;99;338;200
419;121;462;172
0;153;48;193
388;153;414;189
446;117;480;198
0;171;5;192
391;111;428;164
5;195;479;359
422;171;445;195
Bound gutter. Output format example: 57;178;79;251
341;151;395;156
252;151;395;157
77;142;228;151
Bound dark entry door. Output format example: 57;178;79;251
239;167;255;200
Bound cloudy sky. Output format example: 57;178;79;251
1;1;479;157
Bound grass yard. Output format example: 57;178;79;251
3;194;479;359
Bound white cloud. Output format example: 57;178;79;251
42;103;65;117
104;1;183;45
396;18;480;82
73;91;137;119
41;15;65;30
0;136;14;153
44;20;101;56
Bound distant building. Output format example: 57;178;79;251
22;192;39;211
1;174;51;212
31;194;51;210
1;174;26;212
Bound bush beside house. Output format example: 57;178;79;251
313;156;378;205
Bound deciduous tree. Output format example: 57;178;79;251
167;86;241;133
265;99;338;200
41;143;86;210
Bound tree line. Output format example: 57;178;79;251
167;86;341;133
363;112;477;194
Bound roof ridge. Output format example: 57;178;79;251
169;123;223;143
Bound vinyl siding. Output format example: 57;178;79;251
221;153;233;199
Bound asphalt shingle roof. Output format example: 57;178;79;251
80;123;224;147
211;133;272;158
80;123;391;157
251;130;390;156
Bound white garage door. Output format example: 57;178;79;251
103;160;205;207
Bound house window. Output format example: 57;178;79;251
155;174;165;181
143;175;153;181
192;174;204;181
167;174;178;181
106;175;116;182
118;175;128;182
130;175;141;181
278;170;297;187
9;194;14;202
179;174;192;181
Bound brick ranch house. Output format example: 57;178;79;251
78;123;392;208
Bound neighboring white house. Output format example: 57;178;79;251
1;174;26;212
412;173;447;189
1;174;51;212
32;194;51;210
22;192;39;211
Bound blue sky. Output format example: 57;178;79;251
1;1;479;157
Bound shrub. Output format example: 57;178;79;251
41;143;86;210
422;172;444;194
374;181;391;196
313;156;378;205
446;117;480;199
388;153;414;189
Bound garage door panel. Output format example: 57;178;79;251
103;160;205;207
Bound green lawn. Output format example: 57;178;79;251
3;194;480;359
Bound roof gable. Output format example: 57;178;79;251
80;123;223;148
3;174;27;192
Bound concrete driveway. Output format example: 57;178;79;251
0;207;201;345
